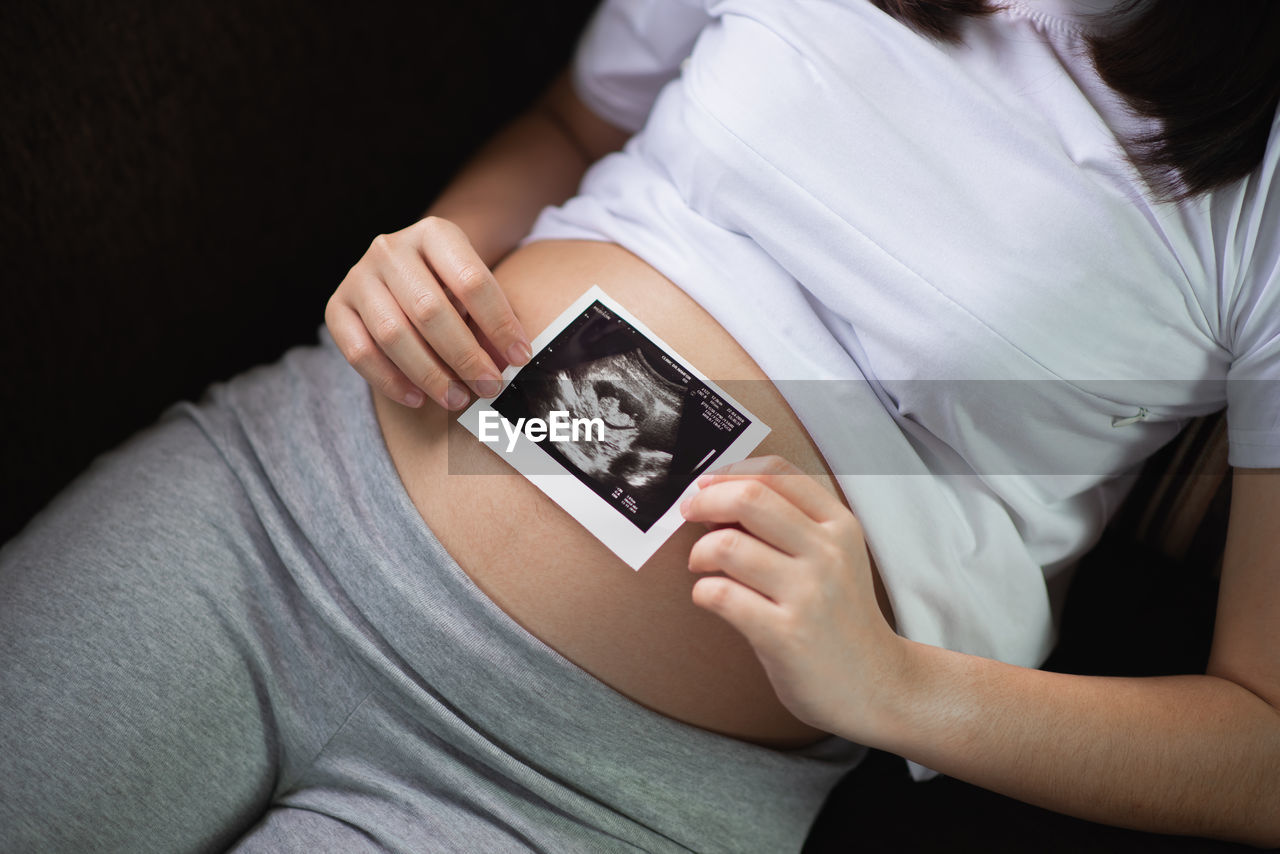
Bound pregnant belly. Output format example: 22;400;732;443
372;239;894;748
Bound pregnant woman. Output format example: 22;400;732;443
3;0;1278;851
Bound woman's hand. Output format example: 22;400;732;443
680;454;907;742
325;216;534;411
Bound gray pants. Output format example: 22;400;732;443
0;326;865;853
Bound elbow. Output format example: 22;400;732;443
1225;765;1280;849
1238;749;1280;848
1207;676;1280;848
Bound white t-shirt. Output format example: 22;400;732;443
522;0;1280;693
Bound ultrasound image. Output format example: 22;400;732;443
492;300;750;532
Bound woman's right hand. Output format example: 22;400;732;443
325;216;534;411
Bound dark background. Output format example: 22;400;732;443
0;2;1247;851
0;0;596;544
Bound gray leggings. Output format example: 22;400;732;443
0;326;865;853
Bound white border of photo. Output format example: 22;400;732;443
457;284;771;570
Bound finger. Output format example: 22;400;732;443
691;575;783;652
418;217;533;370
372;234;504;399
326;302;427;408
698;455;842;523
445;287;468;322
350;281;470;410
681;478;814;556
688;526;792;602
466;311;510;373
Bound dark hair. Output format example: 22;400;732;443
870;0;1280;201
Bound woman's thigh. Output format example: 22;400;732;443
0;412;333;853
0;324;864;853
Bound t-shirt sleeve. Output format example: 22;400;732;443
1222;110;1280;469
570;0;712;134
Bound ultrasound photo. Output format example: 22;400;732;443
492;298;751;532
459;286;770;569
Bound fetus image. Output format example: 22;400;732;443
533;346;685;493
491;300;751;531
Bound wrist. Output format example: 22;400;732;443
860;636;936;753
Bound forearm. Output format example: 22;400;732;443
874;641;1280;847
424;72;619;268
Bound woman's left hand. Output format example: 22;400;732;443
680;454;907;742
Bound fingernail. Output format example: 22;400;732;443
445;384;470;410
402;390;425;408
506;340;532;366
696;474;713;487
679;497;692;517
475;375;502;397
